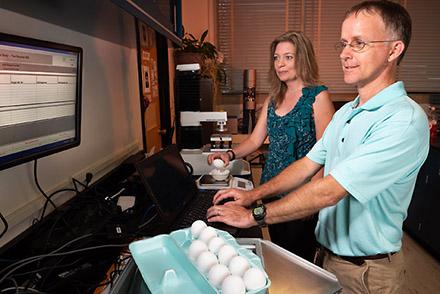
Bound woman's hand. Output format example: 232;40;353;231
207;152;231;166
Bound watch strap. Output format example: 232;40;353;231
226;149;236;161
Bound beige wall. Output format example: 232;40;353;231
0;5;142;247
181;0;216;44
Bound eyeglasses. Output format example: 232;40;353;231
334;40;398;52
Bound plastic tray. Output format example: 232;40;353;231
129;228;270;294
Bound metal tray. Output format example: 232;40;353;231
236;238;342;294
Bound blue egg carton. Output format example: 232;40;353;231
129;228;270;294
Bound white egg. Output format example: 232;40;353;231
208;263;230;289
221;275;246;294
188;240;208;262
243;267;266;291
228;255;249;277
213;158;225;169
199;226;217;244
196;251;218;273
191;220;207;238
208;237;225;254
218;244;237;266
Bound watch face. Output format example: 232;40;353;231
253;205;265;220
254;206;264;215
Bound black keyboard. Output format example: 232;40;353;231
172;190;238;235
174;190;214;228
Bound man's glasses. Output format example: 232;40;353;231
334;40;398;52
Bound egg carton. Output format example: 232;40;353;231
129;228;271;294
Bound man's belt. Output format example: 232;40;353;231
323;246;397;266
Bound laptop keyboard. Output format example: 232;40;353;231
171;190;238;235
174;189;215;229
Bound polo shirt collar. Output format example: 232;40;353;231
351;81;407;111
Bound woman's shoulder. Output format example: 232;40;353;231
301;85;329;106
265;95;276;109
303;85;328;97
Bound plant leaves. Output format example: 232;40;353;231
189;33;197;41
200;30;208;44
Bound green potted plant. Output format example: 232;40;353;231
175;29;226;84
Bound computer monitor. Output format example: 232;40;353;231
0;32;82;170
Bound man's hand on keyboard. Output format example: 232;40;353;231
212;188;254;207
206;204;255;228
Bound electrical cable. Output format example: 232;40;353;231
37;255;86;289
104;188;125;201
0;287;49;294
71;173;93;192
91;254;126;291
0;233;93;279
39;189;77;222
71;178;86;192
0;212;8;239
3;277;18;294
38;212;72;269
49;253;123;292
33;160;56;210
0;243;128;285
137;212;158;230
10;259;82;277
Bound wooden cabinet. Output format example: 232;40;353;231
404;147;440;260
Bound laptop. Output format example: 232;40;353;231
134;144;238;235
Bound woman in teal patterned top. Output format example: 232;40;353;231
261;85;328;184
208;31;334;261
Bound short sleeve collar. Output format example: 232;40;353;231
359;81;407;111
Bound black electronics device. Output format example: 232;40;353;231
0;32;82;171
174;68;214;149
134;144;237;235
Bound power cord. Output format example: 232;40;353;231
35;167;93;222
0;242;128;285
39;189;77;222
0;233;93;280
0;212;7;240
33;160;57;211
71;173;93;192
0;286;48;293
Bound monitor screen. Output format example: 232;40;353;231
0;32;82;170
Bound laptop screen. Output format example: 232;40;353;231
135;145;197;222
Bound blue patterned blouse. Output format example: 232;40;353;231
260;85;327;187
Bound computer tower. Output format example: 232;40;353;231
175;68;214;149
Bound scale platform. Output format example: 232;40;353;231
196;175;254;190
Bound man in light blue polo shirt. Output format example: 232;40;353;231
310;80;429;259
207;1;429;292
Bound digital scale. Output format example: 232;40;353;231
196;175;254;190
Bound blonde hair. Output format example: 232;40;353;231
268;31;320;106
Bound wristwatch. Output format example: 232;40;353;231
252;204;267;227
